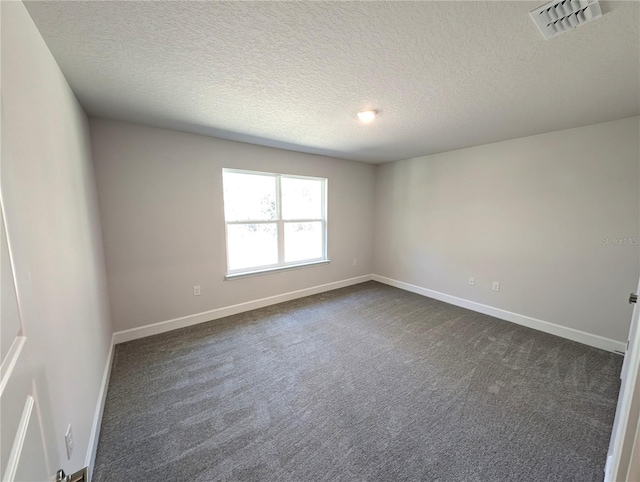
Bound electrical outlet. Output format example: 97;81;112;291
65;424;74;460
352;259;357;266
492;281;500;292
193;285;201;296
469;277;475;285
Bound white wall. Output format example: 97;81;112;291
374;117;640;344
1;214;21;362
1;1;112;475
90;119;376;332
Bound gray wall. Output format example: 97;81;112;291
90;119;376;332
1;1;113;473
374;117;640;343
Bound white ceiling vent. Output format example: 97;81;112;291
530;0;603;39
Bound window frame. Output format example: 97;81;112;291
222;168;328;279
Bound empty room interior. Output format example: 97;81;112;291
2;1;640;481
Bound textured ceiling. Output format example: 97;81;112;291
24;1;640;163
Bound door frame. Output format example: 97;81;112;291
606;277;640;481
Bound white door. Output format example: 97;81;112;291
606;275;640;482
0;205;50;481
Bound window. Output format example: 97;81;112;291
222;169;327;277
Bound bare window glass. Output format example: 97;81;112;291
222;169;327;276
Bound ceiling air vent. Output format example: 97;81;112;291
530;0;602;39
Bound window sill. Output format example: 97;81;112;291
225;260;330;281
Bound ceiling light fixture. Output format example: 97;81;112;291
357;110;378;123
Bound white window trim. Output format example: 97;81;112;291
224;259;330;281
222;168;328;279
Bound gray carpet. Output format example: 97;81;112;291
92;281;622;481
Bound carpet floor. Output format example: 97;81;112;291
92;281;622;481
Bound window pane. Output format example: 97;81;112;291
281;177;323;220
284;222;323;263
223;172;276;221
227;223;278;271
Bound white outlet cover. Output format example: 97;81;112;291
469;277;475;285
492;282;500;292
193;285;201;296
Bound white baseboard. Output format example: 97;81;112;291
85;334;115;480
113;275;373;344
372;274;626;354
